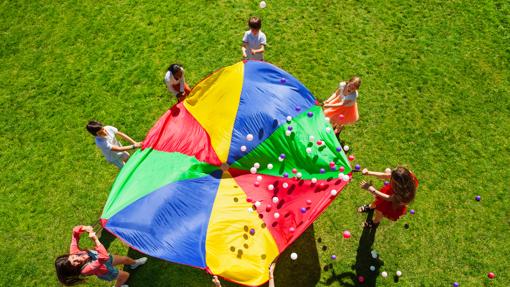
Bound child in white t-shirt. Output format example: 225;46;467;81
86;121;142;169
242;17;267;61
164;64;191;102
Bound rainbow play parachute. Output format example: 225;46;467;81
100;61;352;286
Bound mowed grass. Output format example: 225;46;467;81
1;0;509;286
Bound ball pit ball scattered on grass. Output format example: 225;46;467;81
381;271;388;278
396;270;402;277
342;230;351;239
259;1;266;9
348;155;355;161
279;153;286;159
475;195;481;201
452;282;459;287
371;250;378;258
355;164;361;170
358;275;365;283
325;127;331;133
316;140;323;146
488;272;495;279
410;209;415;215
343;145;349;152
290;252;298;260
246;134;254;141
370;266;375;271
331;255;336;260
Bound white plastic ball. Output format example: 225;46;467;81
282;182;289;188
246;134;254;141
396;271;402;277
306;147;312;153
250;167;257;174
311;178;317;183
325;117;330;122
272;197;279;203
274;212;280;219
278;157;284;162
326;127;331;133
267;163;273;170
343;145;349;152
285;130;292;136
240;145;247;152
256;175;262;181
371;250;378;258
330;189;337;196
369;266;376;272
268;184;274;191
338;172;345;179
381;271;388;278
290;252;298;260
254;201;261;207
254;162;260;169
296;172;302;178
286;116;292;122
259;1;266;9
309;135;314;142
342;174;350;181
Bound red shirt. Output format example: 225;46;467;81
70;226;110;276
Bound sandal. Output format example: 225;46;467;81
362;220;379;229
357;204;373;213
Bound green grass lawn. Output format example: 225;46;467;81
1;0;509;286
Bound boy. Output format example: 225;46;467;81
242;16;267;61
86;121;142;169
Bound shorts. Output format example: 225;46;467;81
96;255;119;281
109;152;130;169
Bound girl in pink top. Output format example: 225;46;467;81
323;76;362;134
55;226;147;287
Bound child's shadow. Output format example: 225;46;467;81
323;211;384;287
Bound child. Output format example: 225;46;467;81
358;166;418;228
164;63;191;102
86;121;142;169
242;17;267;61
55;225;147;287
211;262;276;287
323;76;361;135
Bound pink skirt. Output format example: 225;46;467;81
323;102;359;126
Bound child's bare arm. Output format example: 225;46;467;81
360;180;391;200
242;43;248;58
110;144;140;152
251;45;265;54
116;131;137;145
362;168;391;180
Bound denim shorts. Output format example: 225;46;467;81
96;255;119;281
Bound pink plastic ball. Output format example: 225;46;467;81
358;275;365;283
339;114;345;120
348;155;355;161
306;199;312;205
289;227;295;233
339;166;345;172
342;230;351;239
488;272;495;279
292;168;298;174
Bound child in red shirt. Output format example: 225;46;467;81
55;226;147;287
358;166;418;228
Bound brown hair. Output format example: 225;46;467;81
347;76;362;89
55;255;85;285
248;16;262;30
390;166;417;205
86;120;103;136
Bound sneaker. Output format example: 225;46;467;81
130;257;148;269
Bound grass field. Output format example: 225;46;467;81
1;0;509;286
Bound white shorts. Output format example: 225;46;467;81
109;152;130;169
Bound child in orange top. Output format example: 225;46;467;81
323;76;361;134
357;166;418;228
55;225;147;287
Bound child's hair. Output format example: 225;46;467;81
86;121;104;136
347;76;362;89
248;16;262;30
167;63;183;74
390;166;417;205
55;255;85;286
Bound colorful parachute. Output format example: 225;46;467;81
100;61;352;286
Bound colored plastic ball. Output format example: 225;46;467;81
268;184;274;191
330;166;337;171
311;178;317;184
286;116;292;122
355;164;361;170
250;228;255;235
381;271;388;278
273;212;280;219
396;270;402;277
348;155;355;161
309;135;315;142
290;252;298;260
280;153;286;159
306;147;312;153
358;275;365;283
259;1;266;9
384;181;390;186
254;182;260;187
282;182;289;188
342;230;351;239
307;112;313;117
452;282;459;287
326;127;331;133
339;166;345;172
272;197;279;203
338;114;345;119
410;209;415;215
306;199;312;205
296;172;302;178
336;146;342;152
280;77;286;83
240;145;247;152
292;168;298;174
254;201;261;207
289;227;295;233
329;161;336;167
254;162;260;168
295;106;301;112
256;175;262;181
488;272;495;279
250;167;257;174
267;163;273;170
319;168;325;174
283;172;289;178
287;126;293;131
285;130;292;136
331;255;336;260
371;250;378;258
278;157;284;162
330;189;338;196
475;195;481;201
266;204;272;211
316;140;323;146
300;207;307;213
343;145;349;152
246;134;254;141
369;266;375;271
325;117;330;122
342;174;350;181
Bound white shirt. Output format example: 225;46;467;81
164;69;185;95
242;30;267;61
95;126;123;162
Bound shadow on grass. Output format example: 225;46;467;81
323;210;384;287
101;225;320;287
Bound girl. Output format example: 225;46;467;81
323;76;361;134
358;166;418;228
55;225;147;287
164;63;191;102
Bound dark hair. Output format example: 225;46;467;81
347;76;362;89
167;63;182;74
86;121;103;136
390;166;417;205
55;255;85;286
248;16;262;30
